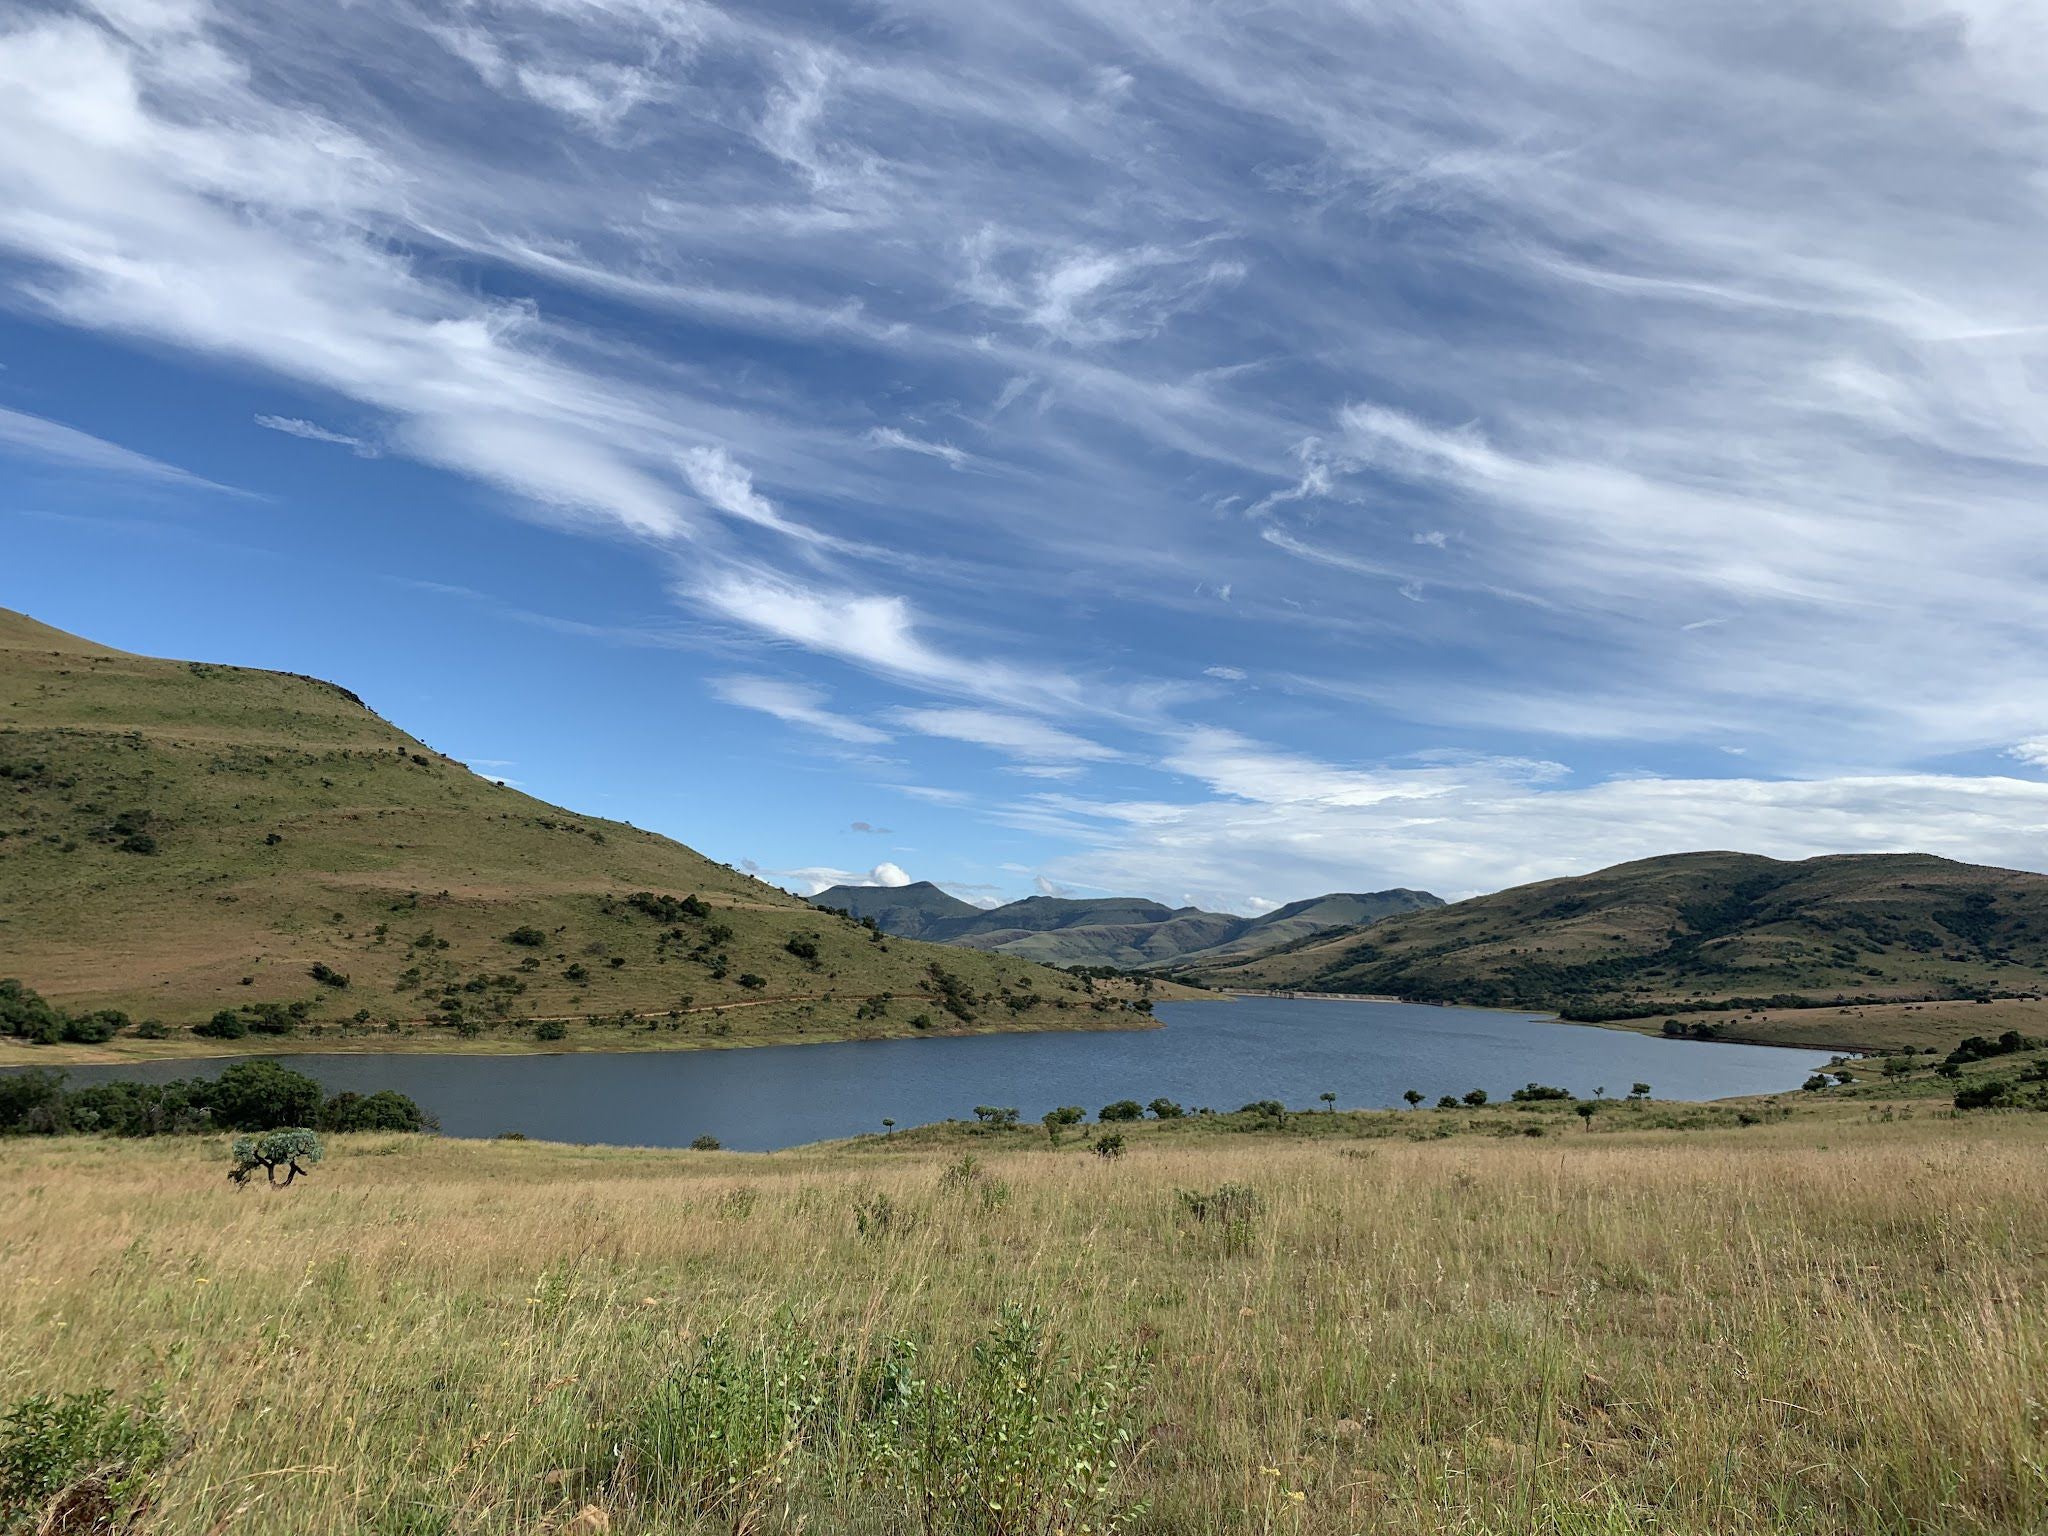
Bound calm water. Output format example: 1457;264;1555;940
38;998;1834;1150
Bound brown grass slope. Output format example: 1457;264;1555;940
0;609;1170;1059
1191;849;2048;1021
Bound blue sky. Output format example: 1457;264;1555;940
5;0;2048;912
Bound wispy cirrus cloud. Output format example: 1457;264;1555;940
709;675;888;746
7;0;2048;907
0;404;235;492
254;413;375;455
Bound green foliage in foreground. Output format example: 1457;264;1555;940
0;1388;173;1534
623;1305;1147;1535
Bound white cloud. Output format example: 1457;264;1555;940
0;404;232;491
1038;752;2048;910
891;706;1118;763
708;675;889;745
744;858;912;895
866;426;969;468
1203;665;1246;681
254;413;373;454
2009;739;2048;771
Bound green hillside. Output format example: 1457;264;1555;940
1192;851;2048;1021
811;886;1441;968
0;610;1169;1061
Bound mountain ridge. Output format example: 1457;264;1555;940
811;881;1445;968
1186;849;2048;1018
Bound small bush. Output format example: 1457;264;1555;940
1098;1100;1144;1122
690;1134;722;1151
504;926;547;947
0;1388;173;1531
1177;1182;1261;1251
623;1328;823;1525
308;962;350;989
535;1019;568;1042
853;1192;904;1238
1093;1132;1125;1159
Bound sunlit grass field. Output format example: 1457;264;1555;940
4;1107;2045;1534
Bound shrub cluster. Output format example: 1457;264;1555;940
0;1061;427;1138
0;979;138;1046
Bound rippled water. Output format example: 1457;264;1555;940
36;996;1835;1150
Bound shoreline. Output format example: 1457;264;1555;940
0;1007;1166;1070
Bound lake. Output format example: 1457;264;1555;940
37;997;1836;1150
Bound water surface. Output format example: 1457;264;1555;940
39;997;1833;1150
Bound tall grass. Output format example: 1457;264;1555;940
1;1115;2044;1533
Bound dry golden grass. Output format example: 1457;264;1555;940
4;1113;2046;1534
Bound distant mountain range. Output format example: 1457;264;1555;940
808;881;1445;968
1183;850;2048;1018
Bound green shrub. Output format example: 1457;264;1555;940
624;1329;825;1525
1098;1100;1144;1122
0;1388;172;1531
858;1305;1148;1536
690;1134;722;1151
209;1062;322;1130
193;1009;246;1040
1146;1097;1183;1119
503;926;547;947
319;1090;426;1133
1093;1132;1125;1159
535;1019;568;1042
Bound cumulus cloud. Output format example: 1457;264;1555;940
743;858;913;895
1030;750;2048;911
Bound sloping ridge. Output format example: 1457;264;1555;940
1190;849;2048;1018
0;610;1106;1034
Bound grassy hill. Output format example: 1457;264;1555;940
0;609;1177;1061
1192;850;2048;1024
812;885;1441;969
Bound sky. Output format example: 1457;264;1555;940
4;0;2048;914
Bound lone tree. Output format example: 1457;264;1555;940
1403;1089;1424;1109
1042;1105;1084;1144
228;1128;323;1187
1319;1092;1337;1113
1628;1082;1652;1102
1462;1089;1488;1107
1576;1101;1598;1131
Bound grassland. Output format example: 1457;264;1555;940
0;609;1193;1063
3;1102;2044;1535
